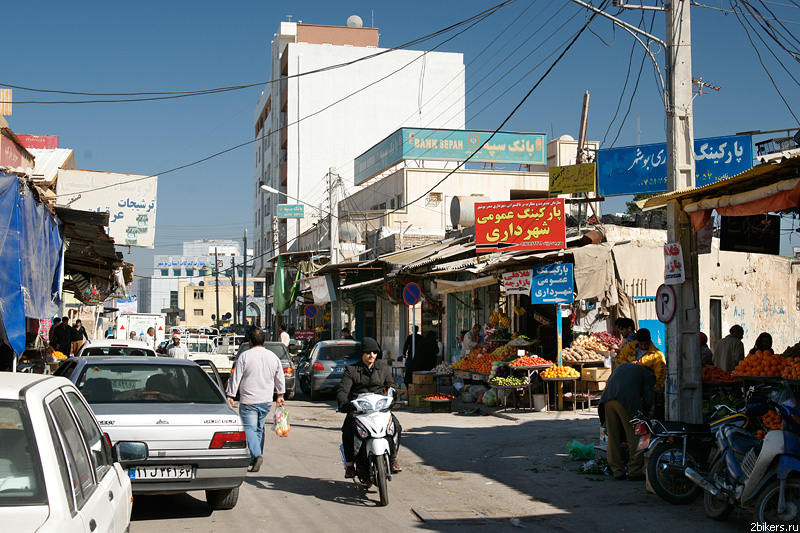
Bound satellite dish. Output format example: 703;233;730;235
346;15;363;28
339;222;359;242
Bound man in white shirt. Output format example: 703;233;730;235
138;327;155;348
460;324;484;358
226;328;285;473
167;333;190;359
279;324;290;347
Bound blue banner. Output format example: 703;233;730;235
355;128;546;185
529;263;574;304
597;134;753;196
277;204;304;218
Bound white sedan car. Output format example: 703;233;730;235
0;373;146;533
56;356;249;510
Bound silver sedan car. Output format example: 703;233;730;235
54;356;249;510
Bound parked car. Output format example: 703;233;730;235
0;372;146;532
54;356;249;510
233;341;295;400
74;338;157;357
298;340;361;400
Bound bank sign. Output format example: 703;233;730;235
354;128;546;185
597;134;753;196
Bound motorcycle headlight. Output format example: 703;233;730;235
374;398;388;410
355;400;372;412
354;419;369;439
386;417;395;436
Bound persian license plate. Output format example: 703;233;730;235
636;433;651;452
333;367;345;374
129;465;194;480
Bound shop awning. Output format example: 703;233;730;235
640;156;800;231
339;278;385;291
435;276;499;295
0;172;63;354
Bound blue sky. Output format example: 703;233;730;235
5;0;800;275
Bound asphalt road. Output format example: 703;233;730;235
131;394;753;532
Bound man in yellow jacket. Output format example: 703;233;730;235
616;328;666;389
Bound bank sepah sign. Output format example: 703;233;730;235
597;134;753;196
354;128;547;185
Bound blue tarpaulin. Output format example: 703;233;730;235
0;172;63;354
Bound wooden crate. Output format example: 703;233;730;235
581;368;611;381
408;394;430;408
412;372;435;385
408;383;436;397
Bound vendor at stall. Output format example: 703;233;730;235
460;324;484;358
616;328;666;388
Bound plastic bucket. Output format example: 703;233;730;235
533;394;547;412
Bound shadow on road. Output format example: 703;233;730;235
131;493;213;521
247;474;383;507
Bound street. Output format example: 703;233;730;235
131;394;752;532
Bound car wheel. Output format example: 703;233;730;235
299;376;310;395
206;487;239;510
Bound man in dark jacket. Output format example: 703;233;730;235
337;337;402;478
54;316;73;356
599;363;656;481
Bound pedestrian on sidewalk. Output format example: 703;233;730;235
598;363;655;481
71;319;90;354
226;328;285;473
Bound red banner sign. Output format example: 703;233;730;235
475;198;566;254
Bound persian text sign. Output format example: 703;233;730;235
530;263;574;304
549;162;596;195
277;204;304;218
354;128;546;185
57;169;157;248
664;243;686;285
597;134;753;196
502;269;533;296
475;198;566;254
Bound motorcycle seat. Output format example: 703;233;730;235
653;420;710;435
729;433;761;455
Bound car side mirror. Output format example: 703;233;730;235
114;441;148;462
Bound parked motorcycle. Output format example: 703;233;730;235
632;399;761;505
338;389;400;506
686;393;800;525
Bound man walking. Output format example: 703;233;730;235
599;363;656;481
279;324;290;347
226;328;285;473
71;319;90;354
166;333;189;359
55;316;73;356
138;327;156;348
713;325;745;372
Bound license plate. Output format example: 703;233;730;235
333;367;345;374
129;466;194;480
636;433;651;452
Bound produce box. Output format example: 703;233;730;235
412;372;435;385
587;381;606;392
408;394;430;408
429;400;452;413
408;383;436;397
582;368;611;382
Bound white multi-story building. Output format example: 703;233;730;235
253;18;466;279
137;239;258;322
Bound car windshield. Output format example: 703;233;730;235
0;401;46;506
317;344;361;362
75;364;224;403
263;345;290;363
82;346;154;357
186;341;214;353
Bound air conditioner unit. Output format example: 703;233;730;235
427;192;443;206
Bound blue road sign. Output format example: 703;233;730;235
304;305;318;319
403;283;422;306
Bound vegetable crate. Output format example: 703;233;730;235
429;400;452;413
409;394;430;408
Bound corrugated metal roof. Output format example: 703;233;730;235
29;148;75;184
366;237;470;267
642;155;800;209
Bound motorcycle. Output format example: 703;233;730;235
686;393;800;525
338;389;400;506
632;398;762;505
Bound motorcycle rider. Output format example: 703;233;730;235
337;337;403;478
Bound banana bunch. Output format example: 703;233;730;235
323;312;331;320
513;306;526;316
490;310;511;328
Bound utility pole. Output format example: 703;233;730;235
328;167;341;337
214;247;220;331
231;257;237;329
242;229;248;327
665;0;701;423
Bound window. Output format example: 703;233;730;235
397;194;404;208
193;289;204;300
186;269;194;277
170;291;178;308
49;395;94;508
254;282;264;298
194;309;203;316
173;269;181;277
160;269;168;277
0;401;46;506
225;269;232;277
238;269;243;278
65;392;112;480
